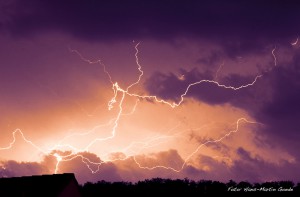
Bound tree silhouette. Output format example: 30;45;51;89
79;178;300;196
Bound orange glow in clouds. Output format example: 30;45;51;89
0;42;293;177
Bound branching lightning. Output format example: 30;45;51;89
133;118;258;172
0;42;272;175
68;48;113;85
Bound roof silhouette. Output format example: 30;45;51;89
0;173;81;197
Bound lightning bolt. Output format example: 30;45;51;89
133;118;258;172
0;129;44;153
0;42;274;176
126;74;262;108
68;48;113;85
126;42;143;91
272;46;277;66
291;37;299;46
53;153;62;174
0;129;67;174
214;61;224;80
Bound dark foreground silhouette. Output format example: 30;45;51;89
0;173;81;197
1;174;299;196
79;178;300;196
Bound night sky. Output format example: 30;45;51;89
1;0;300;184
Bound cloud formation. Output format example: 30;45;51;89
0;0;300;184
145;45;300;159
0;147;299;184
2;0;300;45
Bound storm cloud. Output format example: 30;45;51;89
1;0;300;45
1;0;300;184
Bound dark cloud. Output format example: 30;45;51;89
0;160;49;177
145;49;300;158
0;0;299;184
231;147;300;182
0;151;121;184
253;60;300;156
1;148;299;183
184;148;300;183
258;66;300;137
196;50;223;66
144;67;258;106
1;0;300;44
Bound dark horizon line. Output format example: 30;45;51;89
79;177;300;195
1;173;299;185
79;177;300;187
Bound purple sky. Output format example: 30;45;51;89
0;0;300;184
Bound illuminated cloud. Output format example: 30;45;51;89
0;160;49;177
0;0;300;184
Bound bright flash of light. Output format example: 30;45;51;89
0;42;277;175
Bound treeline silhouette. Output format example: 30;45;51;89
79;178;300;196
